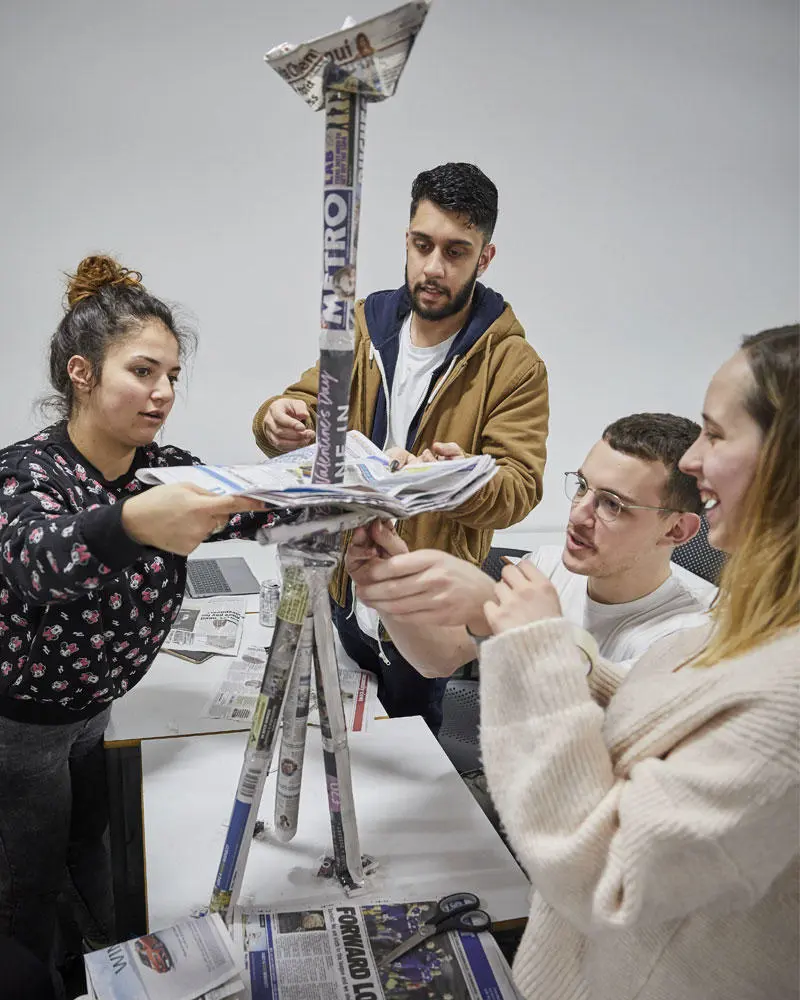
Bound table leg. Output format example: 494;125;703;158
104;742;147;940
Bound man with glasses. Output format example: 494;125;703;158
345;413;715;678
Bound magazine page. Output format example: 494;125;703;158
229;903;521;999
84;914;245;1000
165;598;247;656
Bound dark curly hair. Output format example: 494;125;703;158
45;255;195;418
410;162;498;241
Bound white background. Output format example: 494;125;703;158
1;0;797;531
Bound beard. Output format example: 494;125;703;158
405;259;480;321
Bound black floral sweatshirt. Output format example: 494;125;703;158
0;423;276;725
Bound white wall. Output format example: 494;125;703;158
1;0;797;533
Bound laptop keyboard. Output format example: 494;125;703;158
187;560;231;595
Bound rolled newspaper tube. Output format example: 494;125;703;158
273;610;314;842
310;567;366;890
209;564;309;918
312;87;367;485
256;506;384;548
264;1;431;488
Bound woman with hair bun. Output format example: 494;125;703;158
0;256;273;981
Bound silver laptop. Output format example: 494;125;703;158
185;557;260;598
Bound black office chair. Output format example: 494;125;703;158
480;546;529;583
437;546;528;774
670;514;726;585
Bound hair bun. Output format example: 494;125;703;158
66;255;143;308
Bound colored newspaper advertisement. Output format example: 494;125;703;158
165;598;247;656
84;913;245;1000
229;902;521;999
202;645;379;732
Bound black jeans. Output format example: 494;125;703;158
332;601;448;734
0;936;56;1000
0;707;115;972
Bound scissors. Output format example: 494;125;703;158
379;892;491;968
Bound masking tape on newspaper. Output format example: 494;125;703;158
276;565;309;625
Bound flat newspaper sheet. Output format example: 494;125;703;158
84;913;245;1000
136;432;496;522
229;902;521;999
202;645;380;732
165;598;247;656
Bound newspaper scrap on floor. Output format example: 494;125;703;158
264;1;431;112
137;432;497;522
165;598;247;656
202;645;379;732
84;913;246;1000
228;901;521;999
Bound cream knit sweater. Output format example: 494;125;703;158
480;620;799;1000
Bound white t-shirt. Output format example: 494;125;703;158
385;314;457;450
356;315;457;640
524;545;716;674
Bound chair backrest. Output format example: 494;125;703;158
437;679;481;773
481;546;529;582
670;514;726;585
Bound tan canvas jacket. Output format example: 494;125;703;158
253;294;549;607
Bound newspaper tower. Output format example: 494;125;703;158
209;2;432;919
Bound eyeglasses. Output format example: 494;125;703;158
563;472;683;523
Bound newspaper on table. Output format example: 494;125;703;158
137;432;497;523
84;913;246;1000
165;598;247;656
203;644;379;733
264;2;431;112
228;901;521;999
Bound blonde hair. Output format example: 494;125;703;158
693;325;799;667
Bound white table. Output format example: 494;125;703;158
142;716;531;933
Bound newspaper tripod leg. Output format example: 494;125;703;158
209;540;375;922
209;563;310;921
305;552;376;891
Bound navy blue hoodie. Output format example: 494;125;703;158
364;282;507;450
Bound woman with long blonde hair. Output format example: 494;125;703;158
474;324;799;999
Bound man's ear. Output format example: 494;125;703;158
66;355;95;397
477;242;496;276
665;511;701;547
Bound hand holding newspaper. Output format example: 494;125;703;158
137;431;497;525
84;914;245;1000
